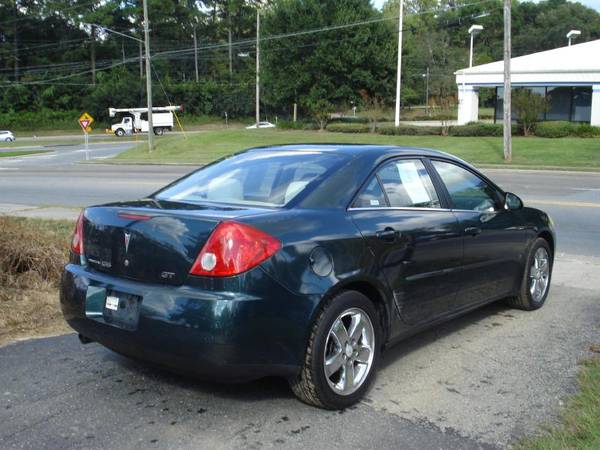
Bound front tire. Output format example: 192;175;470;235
506;237;553;310
115;128;125;137
290;290;381;409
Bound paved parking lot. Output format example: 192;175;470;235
1;255;599;449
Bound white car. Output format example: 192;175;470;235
245;121;276;129
0;130;15;142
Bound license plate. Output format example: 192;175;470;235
105;295;120;311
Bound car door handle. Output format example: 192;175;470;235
464;226;482;236
376;227;400;242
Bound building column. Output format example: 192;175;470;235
591;85;600;126
457;85;479;125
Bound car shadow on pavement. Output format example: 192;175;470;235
102;349;295;403
98;299;513;404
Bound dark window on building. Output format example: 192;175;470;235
547;87;572;121
495;86;593;123
572;87;592;122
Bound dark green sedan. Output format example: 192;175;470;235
60;144;555;409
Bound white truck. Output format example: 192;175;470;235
109;106;182;137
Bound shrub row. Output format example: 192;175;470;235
325;120;600;138
326;123;372;133
534;121;600;138
378;125;442;136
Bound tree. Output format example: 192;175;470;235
304;85;334;130
262;0;395;118
513;89;548;136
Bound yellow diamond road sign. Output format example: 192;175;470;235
78;112;94;131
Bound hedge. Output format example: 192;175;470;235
534;121;573;138
378;125;442;136
326;123;372;133
532;121;600;138
449;123;503;137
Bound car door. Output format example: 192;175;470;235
429;159;530;310
349;158;463;326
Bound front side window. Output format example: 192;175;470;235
432;160;499;212
352;159;440;209
155;151;348;207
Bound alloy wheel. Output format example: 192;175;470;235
323;307;375;396
529;247;550;302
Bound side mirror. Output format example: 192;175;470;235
504;192;523;210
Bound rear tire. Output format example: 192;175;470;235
153;127;164;136
506;237;553;310
289;290;381;409
115;128;125;137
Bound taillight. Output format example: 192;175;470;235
189;221;281;277
71;211;85;255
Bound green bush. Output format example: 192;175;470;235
326;123;371;133
572;124;600;138
449;123;504;137
329;116;370;124
277;120;319;130
378;125;442;136
534;121;573;138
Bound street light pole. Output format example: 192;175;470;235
143;0;154;152
566;29;581;46
503;0;511;162
468;25;483;68
255;8;260;127
394;0;404;127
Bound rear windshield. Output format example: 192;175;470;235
154;151;347;207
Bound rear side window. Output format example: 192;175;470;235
352;177;387;208
353;159;441;209
154;151;348;207
431;160;499;212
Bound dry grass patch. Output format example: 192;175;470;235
0;217;74;346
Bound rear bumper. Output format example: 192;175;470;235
60;264;320;381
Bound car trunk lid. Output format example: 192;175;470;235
81;200;269;286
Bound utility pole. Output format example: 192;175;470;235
143;0;154;152
193;26;199;82
255;8;260;127
91;25;96;85
228;13;233;80
424;67;430;115
13;0;19;82
394;0;404;127
139;41;143;79
503;0;511;162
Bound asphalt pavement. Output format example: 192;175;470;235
1;141;600;449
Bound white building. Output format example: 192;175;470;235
455;39;600;126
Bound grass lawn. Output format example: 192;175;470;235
519;348;600;449
0;150;50;158
115;129;600;169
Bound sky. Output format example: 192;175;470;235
371;0;600;12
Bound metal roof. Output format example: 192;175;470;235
455;39;600;86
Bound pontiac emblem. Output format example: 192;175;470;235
124;231;132;254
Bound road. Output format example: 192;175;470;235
1;144;599;256
1;143;600;449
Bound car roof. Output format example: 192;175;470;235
246;143;457;160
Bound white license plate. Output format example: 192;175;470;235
105;295;120;311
